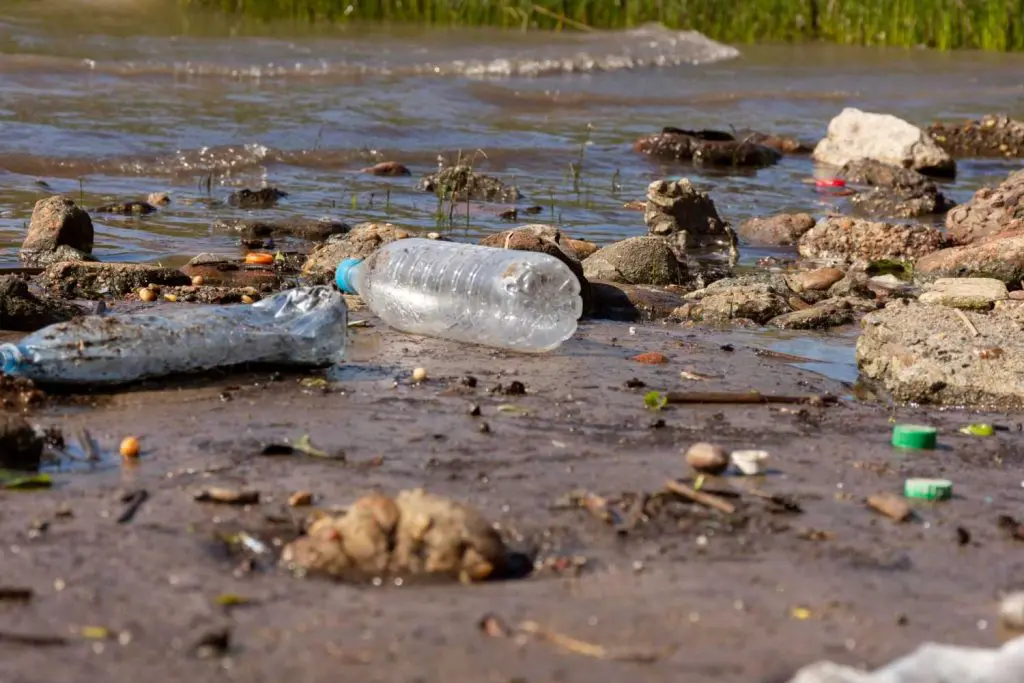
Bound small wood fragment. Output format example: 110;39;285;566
664;479;736;514
955;308;980;337
194;488;260;505
867;493;911;522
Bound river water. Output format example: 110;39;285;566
2;0;1023;273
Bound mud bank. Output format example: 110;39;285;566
1;319;1023;682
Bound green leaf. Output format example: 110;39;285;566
644;391;667;411
0;471;52;490
959;423;994;437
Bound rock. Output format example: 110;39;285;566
737;213;816;246
840;158;955;218
301;222;413;284
798;216;945;263
227;187;288;209
280;489;509;582
687;282;791;324
180;254;284;289
787;267;845;293
153;285;267;305
643;179;729;249
735;129;813;154
813;108;956;178
768;298;855;330
562;237;599;260
918;277;1008;310
479;225;591;314
0;414;43;471
589;282;687;322
93;201;157;215
147;192;171;206
212;217;350;241
857;299;1024;409
633;128;783;167
927;114;1024;158
582;236;687;287
41;262;191;299
944;169;1024;245
418;165;521;203
20;196;94;262
360;161;411;177
684;442;730;475
915;229;1024;283
20;244;94;267
0;276;84;331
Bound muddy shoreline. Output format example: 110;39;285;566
1;318;1023;682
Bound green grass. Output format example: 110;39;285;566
180;0;1024;50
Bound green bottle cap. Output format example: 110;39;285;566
892;424;937;450
904;478;952;500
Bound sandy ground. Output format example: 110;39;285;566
1;317;1023;683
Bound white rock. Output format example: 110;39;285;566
813;108;955;177
919;277;1008;309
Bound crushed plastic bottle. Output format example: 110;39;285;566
0;286;347;385
335;238;582;352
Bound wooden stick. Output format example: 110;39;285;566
664;391;837;406
955;309;980;337
664;479;736;514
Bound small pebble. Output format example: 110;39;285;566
412;367;428;383
163;294;177;302
138;288;156;303
119;436;141;460
288;491;313;507
684;442;730;475
241;295;255;305
191;275;205;286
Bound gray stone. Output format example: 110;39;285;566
945;168;1024;245
418;165;521;203
918;277;1008;310
813;108;956;178
643;178;729;249
20;196;94;262
688;282;791;324
582;236;687;287
768;299;855;330
856;299;1024;409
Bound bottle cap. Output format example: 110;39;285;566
335;258;364;295
904;478;952;500
891;424;937;450
0;343;25;376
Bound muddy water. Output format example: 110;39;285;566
3;0;1024;268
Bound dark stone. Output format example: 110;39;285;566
0;414;43;471
227;187;289;209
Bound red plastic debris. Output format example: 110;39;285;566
815;178;846;188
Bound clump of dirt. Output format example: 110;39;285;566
227;187;289;209
0;374;47;411
281;489;515;583
418;165;521;203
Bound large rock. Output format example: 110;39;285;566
915;229;1024;283
20;196;94;263
798;216;945;263
633;127;783;167
0;414;43;471
918;277;1008;310
927;114;1024;158
41;262;191;299
0;277;84;331
582;236;687;287
683;276;794;324
840;159;954;219
212;217;350;241
643;179;729;249
945;169;1024;245
767;298;856;330
737;213;816;247
480;225;591;315
813;108;956;178
857;299;1024;409
418;165;521;203
301;222;413;284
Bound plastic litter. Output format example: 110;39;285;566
904;478;952;500
336;238;582;352
891;424;937;450
0;286;347;385
787;634;1024;683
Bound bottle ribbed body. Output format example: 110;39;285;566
355;239;581;352
0;286;347;385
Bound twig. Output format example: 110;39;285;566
664;479;736;514
0;630;68;646
664;391;837;406
117;489;149;524
528;3;595;31
955;308;980;337
518;621;666;662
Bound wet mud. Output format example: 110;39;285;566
1;320;1023;682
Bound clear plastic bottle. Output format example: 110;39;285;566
335;238;582;352
0;286;347;385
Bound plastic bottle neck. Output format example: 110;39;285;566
335;258;364;295
0;344;25;376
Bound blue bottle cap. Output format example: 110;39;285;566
0;344;25;376
335;258;363;295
